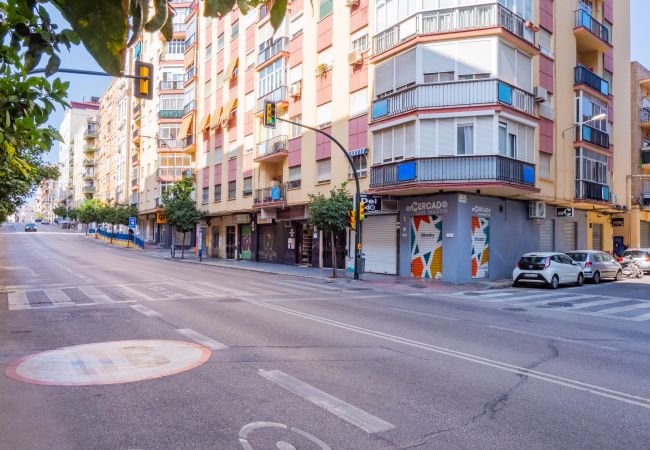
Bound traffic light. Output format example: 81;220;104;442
359;202;366;221
348;210;356;230
263;100;276;128
134;61;153;100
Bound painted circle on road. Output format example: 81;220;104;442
5;340;211;386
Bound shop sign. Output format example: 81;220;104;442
277;205;306;221
360;195;382;212
556;207;574;217
260;208;277;220
156;212;167;224
612;217;624;227
235;214;251;224
405;200;448;216
471;206;490;218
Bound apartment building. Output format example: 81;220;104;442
35;179;58;222
627;61;650;248
96;78;132;206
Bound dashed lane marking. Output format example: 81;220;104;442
130;304;162;317
176;328;229;350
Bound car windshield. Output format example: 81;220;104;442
566;253;587;262
624;250;648;258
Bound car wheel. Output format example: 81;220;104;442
512;280;519;288
614;270;623;281
576;273;584;286
549;275;559;290
592;271;601;284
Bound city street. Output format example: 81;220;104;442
1;223;649;449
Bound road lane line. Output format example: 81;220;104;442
568;299;626;310
523;294;596;306
592;302;650;315
259;369;395;434
486;325;618;351
130;304;162;317
388;307;460;321
7;291;30;310
240;297;650;410
78;286;114;304
44;289;74;304
176;328;229;350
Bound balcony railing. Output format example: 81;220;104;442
83;145;97;153
183;66;196;83
132;104;141;115
576;180;610;202
84;127;98;139
257;85;288;111
182;135;195;148
132;128;140;139
82;185;95;194
256;135;288;158
578;124;610;149
574;66;609;96
370;155;535;188
371;79;535;120
640;108;650;127
131;153;139;163
158;138;184;148
183;100;196;115
172;23;185;33
254;184;287;205
156;167;193;181
82;159;94;167
257;37;289;65
184;33;196;48
160;80;183;90
641;148;650;166
574;10;610;44
83;173;94;180
373;3;533;55
130;193;139;206
159;109;184;119
131;178;138;187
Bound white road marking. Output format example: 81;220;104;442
241;297;650;410
486;325;618;351
43;289;73;304
8;291;30;310
592;302;650;315
176;328;228;350
568;299;625;310
389;307;460;321
78;286;114;304
629;311;650;321
130;304;162;317
523;294;597;306
116;284;154;301
259;369;395;434
285;279;339;291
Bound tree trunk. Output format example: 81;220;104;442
94;223;98;239
110;224;114;243
331;230;337;278
181;231;186;259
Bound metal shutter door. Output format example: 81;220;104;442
539;219;554;252
363;215;397;275
641;221;650;248
592;223;603;251
410;215;443;279
562;221;577;252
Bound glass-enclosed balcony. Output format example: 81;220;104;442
159;109;184;119
257;37;289;66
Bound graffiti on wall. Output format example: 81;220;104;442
410;215;443;279
471;216;489;279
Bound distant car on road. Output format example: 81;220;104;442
513;252;584;289
35;218;42;223
24;223;37;232
565;250;622;283
41;221;50;225
622;249;650;273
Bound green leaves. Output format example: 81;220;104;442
161;177;203;233
204;0;236;17
270;0;287;30
308;184;353;236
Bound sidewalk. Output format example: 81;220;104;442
139;246;513;293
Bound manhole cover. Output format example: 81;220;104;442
5;339;210;385
503;307;527;312
545;301;573;308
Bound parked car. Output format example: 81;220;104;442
41;221;50;225
513;252;584;289
622;249;650;273
565;251;622;283
24;223;37;232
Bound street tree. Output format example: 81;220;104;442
77;199;103;237
53;205;67;219
67;207;78;222
162;177;202;259
307;184;353;278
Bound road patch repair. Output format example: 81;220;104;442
5;339;210;385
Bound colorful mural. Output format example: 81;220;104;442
410;215;443;279
471;216;490;278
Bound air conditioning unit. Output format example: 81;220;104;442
533;86;549;103
344;0;359;6
529;201;546;219
348;49;363;65
289;81;302;97
382;199;398;212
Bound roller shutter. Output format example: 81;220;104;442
592;223;603;251
539;219;554;252
641;221;650;248
562;221;577;252
363;215;397;275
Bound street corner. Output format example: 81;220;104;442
4;339;211;386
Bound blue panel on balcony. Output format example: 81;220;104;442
135;42;141;58
497;82;513;106
578;10;591;29
582;126;591;142
522;165;535;184
271;186;282;201
372;99;389;120
602;186;610;201
397;161;417;182
600;80;609;96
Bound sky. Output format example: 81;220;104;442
43;0;650;164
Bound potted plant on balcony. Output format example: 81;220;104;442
315;63;330;78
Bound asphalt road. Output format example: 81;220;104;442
1;222;649;450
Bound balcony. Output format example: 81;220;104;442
182;135;195;150
255;135;289;162
83;145;97;154
83;126;98;139
253;184;287;207
184;33;196;49
256;86;289;113
574;66;609;97
82;159;94;167
82;185;95;194
369;155;536;190
640;108;650;130
372;3;534;55
577;124;610;149
131;153;140;166
158;138;184;149
573;10;610;53
159;109;184;119
156;167;193;182
159;80;183;90
172;23;185;34
132;128;140;142
183;100;196;116
371;79;535;121
131;178;139;190
642;147;650;172
576;180;610;202
83;173;94;181
132;104;141;117
257;37;289;66
183;66;196;83
130;193;139;207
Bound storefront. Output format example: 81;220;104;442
359;196;398;275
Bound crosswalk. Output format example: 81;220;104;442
454;288;650;322
4;278;340;311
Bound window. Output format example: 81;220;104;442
244;135;253;154
316;158;331;183
214;147;223;163
205;79;212;95
288;166;301;189
539;29;553;58
290;13;304;38
290;115;302;139
231;20;239;39
576;147;608;185
228;180;236;199
258;58;286;97
243;177;252;196
457;124;474;155
165;40;184;55
603;70;613;89
245;92;254;112
351;28;369;52
246;49;255;68
349;154;368;179
202;187;209;204
458;73;490;80
508;133;517;159
498;122;508;156
576;92;608;132
423;72;454;84
159;124;181;140
289;64;302;85
217;33;225;51
160;94;184;111
319;0;333;20
349;88;368;117
205;44;212;60
214;184;222;201
317;103;332;127
372;122;415;163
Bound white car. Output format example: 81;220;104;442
513;252;584;289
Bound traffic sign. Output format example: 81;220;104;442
129;216;137;229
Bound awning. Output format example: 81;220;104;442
348;147;368;157
198;113;211;132
178;112;195;139
224;97;238;115
184;49;195;68
224;57;239;79
210;106;223;129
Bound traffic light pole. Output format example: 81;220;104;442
28;68;147;80
276;117;363;280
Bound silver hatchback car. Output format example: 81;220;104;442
565;251;622;283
